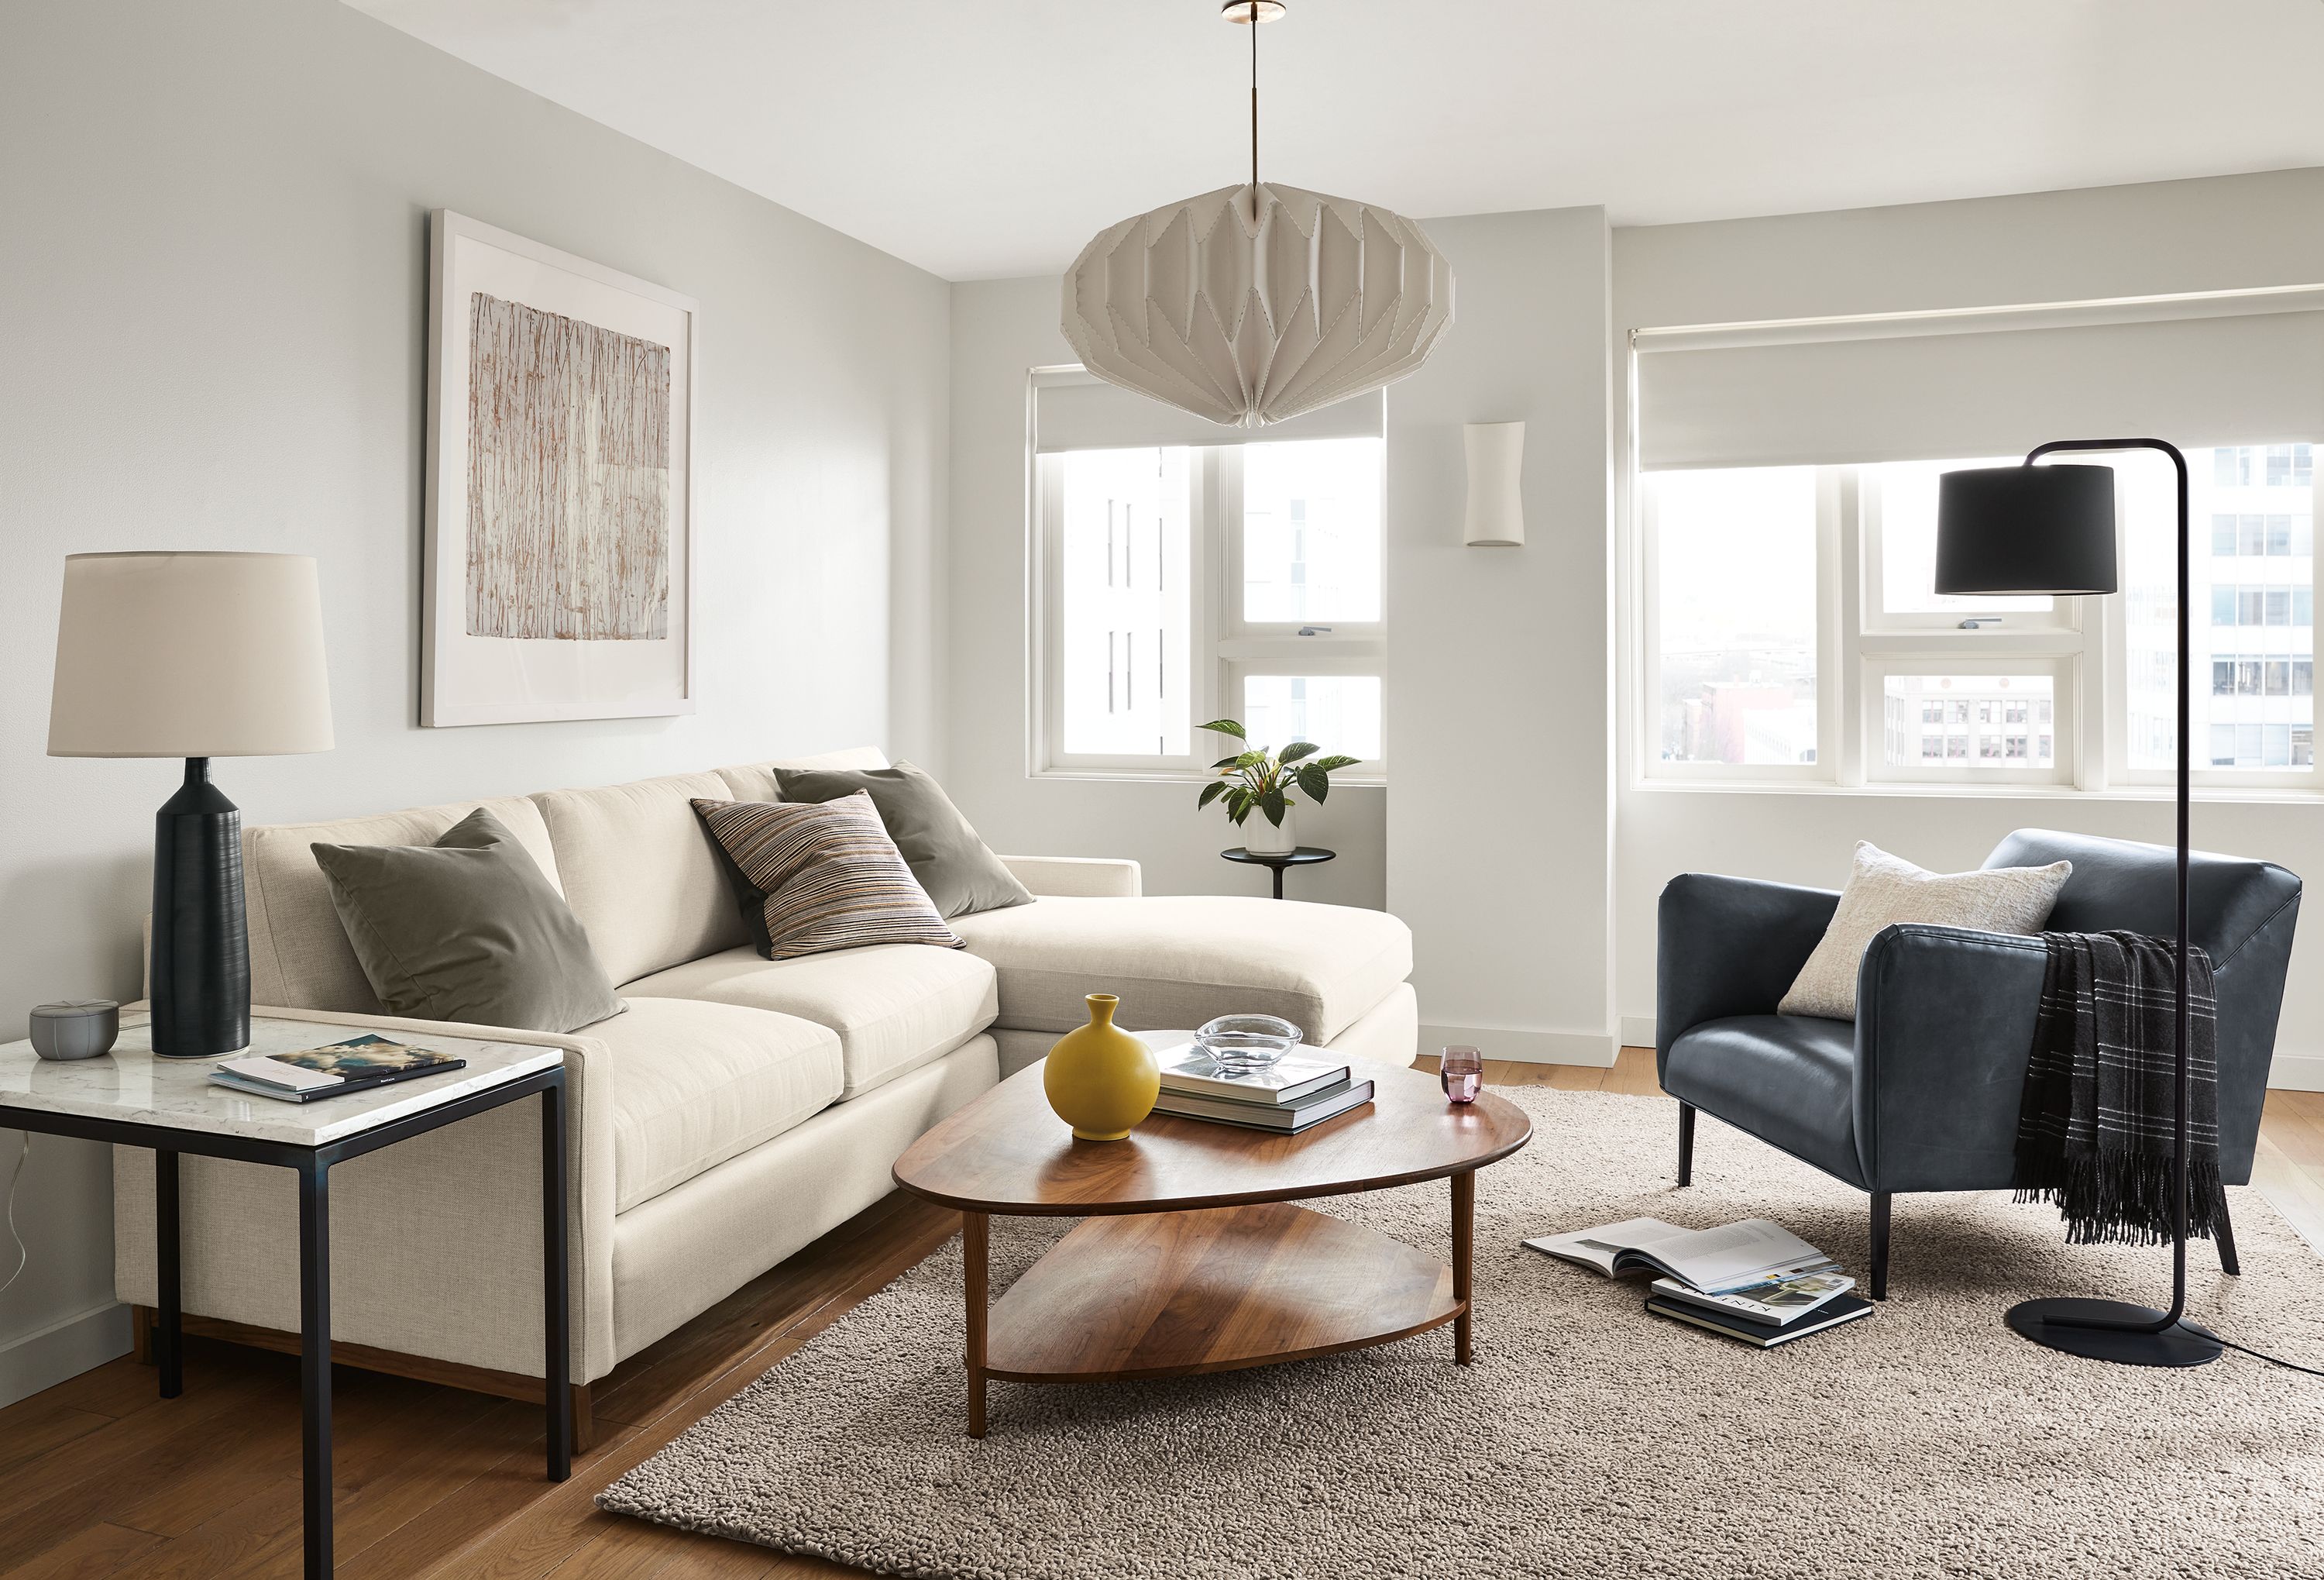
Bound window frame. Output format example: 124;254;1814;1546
1638;460;2156;792
1031;439;1388;784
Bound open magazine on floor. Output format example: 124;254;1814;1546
1522;1216;1834;1294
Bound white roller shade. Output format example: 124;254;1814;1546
1035;373;1382;453
1637;306;2324;470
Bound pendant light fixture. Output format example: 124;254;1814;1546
1061;0;1454;429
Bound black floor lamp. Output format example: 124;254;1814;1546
1935;439;2223;1368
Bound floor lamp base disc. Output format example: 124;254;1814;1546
2006;1298;2223;1368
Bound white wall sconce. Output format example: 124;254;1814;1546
1463;422;1525;546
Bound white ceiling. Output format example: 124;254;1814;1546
348;0;2324;283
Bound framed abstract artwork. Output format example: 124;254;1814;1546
422;211;696;725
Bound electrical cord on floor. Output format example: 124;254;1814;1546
2199;1324;2324;1377
0;1132;26;1297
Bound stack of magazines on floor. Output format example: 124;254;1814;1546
1150;1041;1374;1132
1523;1217;1872;1348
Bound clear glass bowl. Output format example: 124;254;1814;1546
1195;1013;1303;1071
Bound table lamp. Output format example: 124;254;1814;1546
1936;439;2222;1368
47;552;333;1058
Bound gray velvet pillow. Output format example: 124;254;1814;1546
311;808;625;1033
771;759;1033;919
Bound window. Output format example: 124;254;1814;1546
1641;443;2315;788
1037;431;1386;777
1053;448;1191;760
1645;466;1820;770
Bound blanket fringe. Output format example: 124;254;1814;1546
2013;1142;2224;1247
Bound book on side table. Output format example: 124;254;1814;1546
211;1034;467;1103
1150;1042;1373;1133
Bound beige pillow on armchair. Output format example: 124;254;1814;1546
1779;841;2071;1020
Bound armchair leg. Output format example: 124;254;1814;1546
2216;1194;2241;1277
1868;1192;1891;1300
1676;1103;1695;1187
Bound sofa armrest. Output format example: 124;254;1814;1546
112;1000;618;1383
1655;873;1838;1078
1000;855;1143;898
1852;925;2049;1193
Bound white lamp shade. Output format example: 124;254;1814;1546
1062;181;1453;429
48;552;333;757
1463;422;1525;546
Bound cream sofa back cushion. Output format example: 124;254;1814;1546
530;752;890;987
244;796;563;1012
531;769;747;987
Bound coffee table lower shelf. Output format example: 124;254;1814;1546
964;1200;1464;1430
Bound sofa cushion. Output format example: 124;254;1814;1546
531;769;748;986
772;760;1033;919
715;747;889;806
242;794;563;1014
586;997;843;1213
950;895;1411;1047
623;943;998;1100
1662;1014;1865;1187
310;808;625;1033
693;794;965;959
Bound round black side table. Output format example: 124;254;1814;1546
1220;845;1336;900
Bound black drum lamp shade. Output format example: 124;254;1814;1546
1934;463;2119;597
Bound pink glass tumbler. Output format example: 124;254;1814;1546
1439;1045;1483;1104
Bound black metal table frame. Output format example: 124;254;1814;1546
0;1064;570;1579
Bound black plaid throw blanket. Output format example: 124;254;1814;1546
2013;930;2227;1246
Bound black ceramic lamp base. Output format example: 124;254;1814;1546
2005;1297;2223;1368
150;757;250;1058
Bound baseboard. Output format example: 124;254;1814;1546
2270;1051;2324;1093
1618;1016;1655;1051
1421;1023;1618;1068
0;1299;132;1410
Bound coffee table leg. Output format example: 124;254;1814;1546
964;1210;988;1438
1452;1169;1474;1365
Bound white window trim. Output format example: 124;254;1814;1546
1030;436;1388;785
1639;462;2133;793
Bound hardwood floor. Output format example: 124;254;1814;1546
4;1048;2321;1578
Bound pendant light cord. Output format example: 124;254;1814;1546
1250;1;1260;189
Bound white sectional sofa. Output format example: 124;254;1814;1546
114;749;1417;1437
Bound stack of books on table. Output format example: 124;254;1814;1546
1524;1216;1872;1348
1150;1043;1374;1133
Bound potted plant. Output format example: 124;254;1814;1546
1195;719;1361;855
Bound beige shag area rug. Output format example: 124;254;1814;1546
599;1088;2324;1579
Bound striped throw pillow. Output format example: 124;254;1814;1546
692;793;964;959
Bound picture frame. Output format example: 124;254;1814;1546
421;210;698;726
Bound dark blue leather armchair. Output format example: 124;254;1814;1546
1656;829;2300;1298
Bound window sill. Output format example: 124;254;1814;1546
1031;766;1387;790
1631;776;2321;805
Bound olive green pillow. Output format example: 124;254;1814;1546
772;759;1032;919
311;808;624;1033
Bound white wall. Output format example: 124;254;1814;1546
0;0;949;1405
944;275;1387;909
1384;208;1618;1065
1613;169;2324;1080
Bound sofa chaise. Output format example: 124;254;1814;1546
115;749;1418;1441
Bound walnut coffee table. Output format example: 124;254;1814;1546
892;1052;1531;1437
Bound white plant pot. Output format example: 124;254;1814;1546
1243;806;1297;855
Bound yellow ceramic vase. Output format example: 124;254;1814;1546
1042;993;1160;1141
